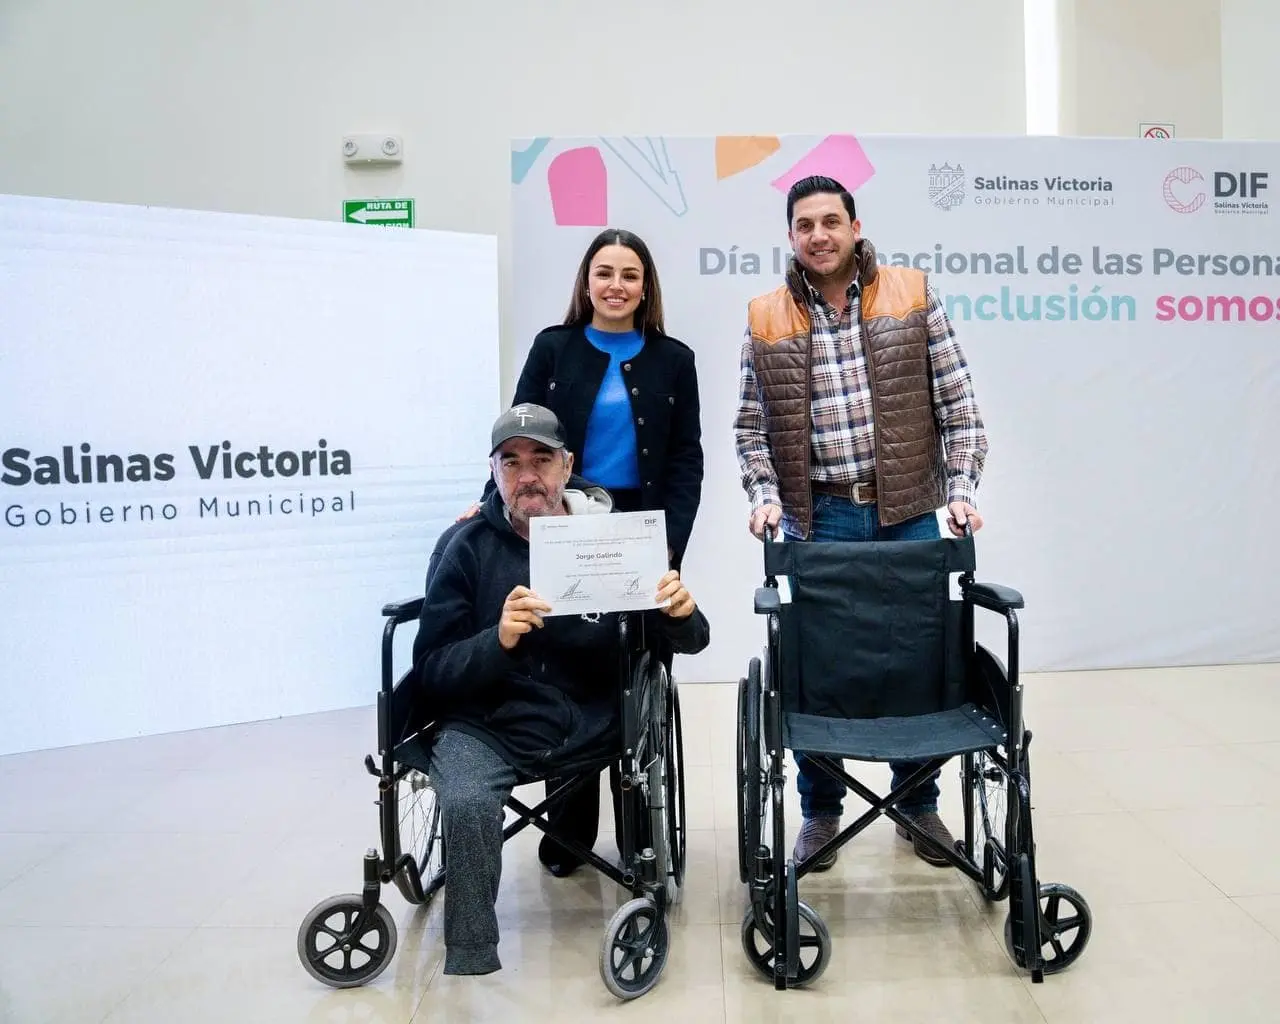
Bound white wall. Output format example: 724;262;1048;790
1058;0;1222;139
1221;0;1280;140
0;0;1027;393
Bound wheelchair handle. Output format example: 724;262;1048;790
762;512;969;540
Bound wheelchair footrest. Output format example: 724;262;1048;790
783;703;1006;762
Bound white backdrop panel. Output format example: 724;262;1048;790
0;196;498;753
510;134;1280;682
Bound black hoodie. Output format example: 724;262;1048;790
410;481;710;775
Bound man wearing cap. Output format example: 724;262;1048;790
411;403;710;977
734;175;990;872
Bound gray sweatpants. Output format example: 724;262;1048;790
429;727;518;975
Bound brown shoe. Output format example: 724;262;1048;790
896;811;956;868
794;816;840;871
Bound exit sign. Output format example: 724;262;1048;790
343;198;415;228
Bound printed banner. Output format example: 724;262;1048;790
511;134;1280;680
0;195;499;753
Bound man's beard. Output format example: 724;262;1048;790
509;484;561;524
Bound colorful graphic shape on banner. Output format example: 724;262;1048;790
548;147;608;226
715;135;781;179
770;134;876;194
599;137;688;217
521;136;690;222
512;137;552;184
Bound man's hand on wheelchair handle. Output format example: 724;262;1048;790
946;501;984;537
498;585;552;650
656;570;696;619
749;503;782;540
456;502;482;523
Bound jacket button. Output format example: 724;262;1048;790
637;417;645;426
631;387;639;396
646;480;653;487
549;382;556;390
668;396;674;405
623;363;631;371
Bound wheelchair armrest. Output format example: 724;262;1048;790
964;581;1025;611
381;596;425;623
754;586;781;614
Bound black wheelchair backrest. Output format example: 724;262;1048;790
764;534;975;720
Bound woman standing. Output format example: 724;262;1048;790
471;228;703;566
472;228;704;875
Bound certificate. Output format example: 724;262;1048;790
529;510;670;617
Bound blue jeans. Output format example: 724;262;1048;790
790;496;943;818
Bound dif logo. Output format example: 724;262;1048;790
1162;166;1269;214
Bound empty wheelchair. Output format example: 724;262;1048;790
736;531;1091;989
297;588;687;1000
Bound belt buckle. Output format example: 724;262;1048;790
851;482;873;505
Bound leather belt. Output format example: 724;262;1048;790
811;479;878;505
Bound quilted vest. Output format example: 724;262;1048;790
746;239;946;538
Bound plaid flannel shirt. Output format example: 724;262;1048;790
734;273;988;515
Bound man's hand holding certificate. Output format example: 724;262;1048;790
530;510;680;617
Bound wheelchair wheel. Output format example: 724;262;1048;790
663;683;686;891
739;898;831;988
737;659;764;884
599;897;670;1000
965;751;1010;901
1004;883;1092;976
297;894;397;988
390;767;444;906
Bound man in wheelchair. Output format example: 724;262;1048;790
410;404;709;977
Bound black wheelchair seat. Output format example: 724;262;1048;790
393;727;618;787
784;703;1007;763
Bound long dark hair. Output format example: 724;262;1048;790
563;229;665;335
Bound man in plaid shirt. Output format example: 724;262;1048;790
734;175;989;870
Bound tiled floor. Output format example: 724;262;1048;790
1;663;1278;1022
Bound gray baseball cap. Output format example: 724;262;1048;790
489;403;568;455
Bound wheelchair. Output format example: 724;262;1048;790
296;544;687;1000
736;530;1092;989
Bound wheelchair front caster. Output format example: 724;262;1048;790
297;894;397;988
739;900;831;988
599;897;670;1000
1003;882;1092;976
